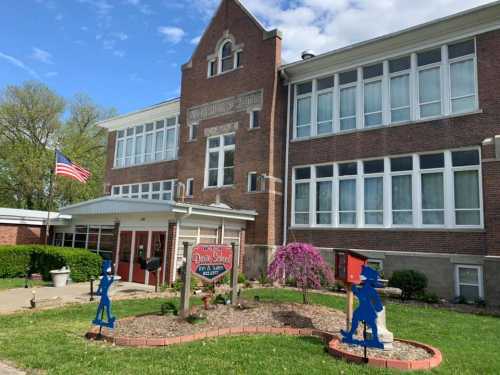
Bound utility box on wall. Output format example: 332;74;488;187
335;250;368;285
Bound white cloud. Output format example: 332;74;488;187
45;71;58;78
158;26;186;44
78;0;113;16
31;47;54;64
190;35;201;45
113;50;126;58
126;0;154;15
81;26;89;32
112;32;129;41
0;52;39;78
201;0;492;63
129;72;146;83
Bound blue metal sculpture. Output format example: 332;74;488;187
341;265;384;349
92;260;116;329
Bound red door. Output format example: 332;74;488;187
149;232;166;286
132;231;149;284
117;231;132;281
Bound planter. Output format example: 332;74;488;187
50;267;71;288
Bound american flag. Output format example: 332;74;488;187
55;150;91;183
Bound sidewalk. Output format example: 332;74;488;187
0;361;25;375
0;281;156;315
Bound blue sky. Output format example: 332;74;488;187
0;0;492;115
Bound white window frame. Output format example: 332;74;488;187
362;73;383;128
454;264;484;300
314;164;335;227
113;116;179;168
294;82;313;139
290;38;478;141
249;109;261;129
389;64;412;124
204;133;236;188
315;79;334;136
290;147;483;230
367;259;384;271
112;179;177;201
362;160;385;227
339;80;357;132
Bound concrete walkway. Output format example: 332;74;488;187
0;281;156;315
0;361;25;375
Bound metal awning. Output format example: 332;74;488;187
60;197;257;221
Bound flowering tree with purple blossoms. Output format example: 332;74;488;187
268;243;334;304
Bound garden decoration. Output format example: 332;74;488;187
92;260;116;331
341;265;384;351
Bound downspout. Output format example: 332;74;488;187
282;70;291;246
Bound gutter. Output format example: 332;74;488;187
282;72;291;245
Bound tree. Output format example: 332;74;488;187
0;81;114;210
268;243;334;304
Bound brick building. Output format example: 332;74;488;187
57;0;500;305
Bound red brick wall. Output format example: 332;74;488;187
0;224;43;245
286;29;500;256
178;0;283;246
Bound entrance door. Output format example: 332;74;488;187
149;231;166;286
132;231;149;284
117;231;132;281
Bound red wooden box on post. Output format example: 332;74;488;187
334;250;368;330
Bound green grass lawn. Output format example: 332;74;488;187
0;288;498;374
0;278;50;290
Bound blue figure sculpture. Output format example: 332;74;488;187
341;265;384;349
92;260;116;329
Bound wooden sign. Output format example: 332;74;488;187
191;244;233;282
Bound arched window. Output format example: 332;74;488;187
220;41;234;72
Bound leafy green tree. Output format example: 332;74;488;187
0;81;114;210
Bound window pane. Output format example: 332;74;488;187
297;82;312;95
455;171;480;225
459;284;480;301
155;130;164;160
134;135;143;164
422;173;444;225
364;80;382;127
419;67;441;117
417;48;441;66
223;168;234;185
224;150;234;167
391;156;413;171
295;182;310;224
459;267;479;284
339;162;357;176
450;59;475;113
393;212;413;225
316;165;333;178
209;152;218;168
145;134;153;162
392;175;412;210
456;211;480;226
166;117;176;127
317;92;333;134
420;153;444;169
339;70;357;85
209;137;220;148
208;170;218;186
146;123;154;132
317;76;334;90
364;159;384;174
252;110;260;128
340;86;356;130
152;182;161;191
316;181;332;224
296;167;311;180
224;134;235;146
222;55;234;72
452;150;479;167
389;56;411;73
390;74;410;122
297;97;311;136
163;181;172;190
112;186;120;195
249;173;257;191
339;180;356;211
448;40;475;59
365;177;383;225
125;138;133;166
363;63;383;79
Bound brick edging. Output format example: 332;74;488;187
328;337;442;371
85;326;335;347
86;326;442;371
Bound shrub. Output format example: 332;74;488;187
238;272;247;284
0;245;101;282
416;291;440;304
173;276;198;292
388;270;428;301
268;243;334;304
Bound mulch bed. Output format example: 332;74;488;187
114;300;432;361
116;301;344;338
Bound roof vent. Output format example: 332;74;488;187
301;50;316;60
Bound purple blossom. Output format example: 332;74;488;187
268;243;334;303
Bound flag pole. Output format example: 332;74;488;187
45;150;56;245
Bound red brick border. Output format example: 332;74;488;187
328;337;442;371
86;326;442;371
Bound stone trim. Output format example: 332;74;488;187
328;337;442;371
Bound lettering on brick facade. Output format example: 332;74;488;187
204;122;239;137
187;90;263;125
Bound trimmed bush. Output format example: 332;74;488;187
0;245;101;282
388;270;428;301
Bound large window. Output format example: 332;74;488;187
292;39;478;140
54;225;114;258
208;40;242;77
111;179;176;201
292;148;482;229
115;116;179;168
205;133;235;188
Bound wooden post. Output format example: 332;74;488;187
230;242;240;305
346;283;354;331
180;241;192;318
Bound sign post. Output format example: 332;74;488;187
230;242;239;305
180;241;192;318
